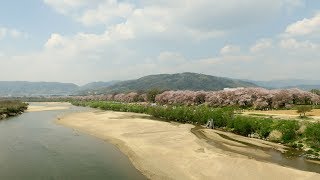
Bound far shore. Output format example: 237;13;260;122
57;108;320;180
27;102;70;112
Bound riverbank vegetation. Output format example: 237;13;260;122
0;100;28;119
311;89;320;96
6;87;319;110
71;87;320;110
71;100;320;159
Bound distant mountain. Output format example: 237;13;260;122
92;72;257;94
76;81;120;95
3;75;318;97
0;81;78;97
283;85;320;91
80;81;119;90
250;79;320;90
0;73;256;96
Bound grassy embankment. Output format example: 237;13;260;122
0;100;28;119
71;100;320;159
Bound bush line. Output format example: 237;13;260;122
0;100;28;119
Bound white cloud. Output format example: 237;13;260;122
0;27;27;40
279;38;318;50
156;51;186;64
44;0;92;8
2;34;320;83
44;0;303;40
220;45;241;55
43;0;101;14
283;0;305;12
45;33;67;49
79;0;134;26
250;39;273;52
44;0;134;26
0;28;6;39
2;0;315;83
285;13;320;37
44;24;135;53
284;0;304;7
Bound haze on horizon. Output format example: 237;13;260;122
0;0;319;84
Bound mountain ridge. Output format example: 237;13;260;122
0;81;78;97
3;73;320;97
89;72;257;94
248;79;320;90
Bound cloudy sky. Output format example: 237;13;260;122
0;0;319;84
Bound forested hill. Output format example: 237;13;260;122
78;81;119;90
93;72;257;94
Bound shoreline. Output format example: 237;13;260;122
0;111;25;119
0;101;28;120
26;102;71;112
57;109;320;180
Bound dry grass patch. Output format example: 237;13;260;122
244;109;320;121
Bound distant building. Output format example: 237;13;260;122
223;87;244;91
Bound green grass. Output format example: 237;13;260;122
0;100;28;117
305;123;320;148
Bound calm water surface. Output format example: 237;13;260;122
0;103;146;180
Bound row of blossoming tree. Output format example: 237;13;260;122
71;88;320;110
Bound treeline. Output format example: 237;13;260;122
7;88;319;110
311;89;320;96
71;88;320;110
71;100;320;155
0;100;28;119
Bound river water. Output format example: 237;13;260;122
0;103;146;180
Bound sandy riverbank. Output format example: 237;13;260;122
27;102;70;112
57;110;320;180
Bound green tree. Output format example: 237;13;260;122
297;105;313;117
311;89;320;96
147;89;162;103
305;123;320;147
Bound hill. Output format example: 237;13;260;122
283;85;320;91
0;81;78;97
93;72;257;94
250;79;320;89
79;81;119;90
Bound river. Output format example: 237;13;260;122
0;103;146;180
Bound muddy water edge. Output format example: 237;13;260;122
191;126;320;174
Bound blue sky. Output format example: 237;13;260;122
0;0;319;84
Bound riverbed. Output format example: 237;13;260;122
0;103;146;180
58;104;320;180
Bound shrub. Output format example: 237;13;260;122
297;105;313;117
0;100;28;117
231;116;255;136
268;130;283;142
274;120;299;143
253;118;273;138
147;89;162;103
305;123;320;148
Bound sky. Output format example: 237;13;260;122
0;0;319;85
